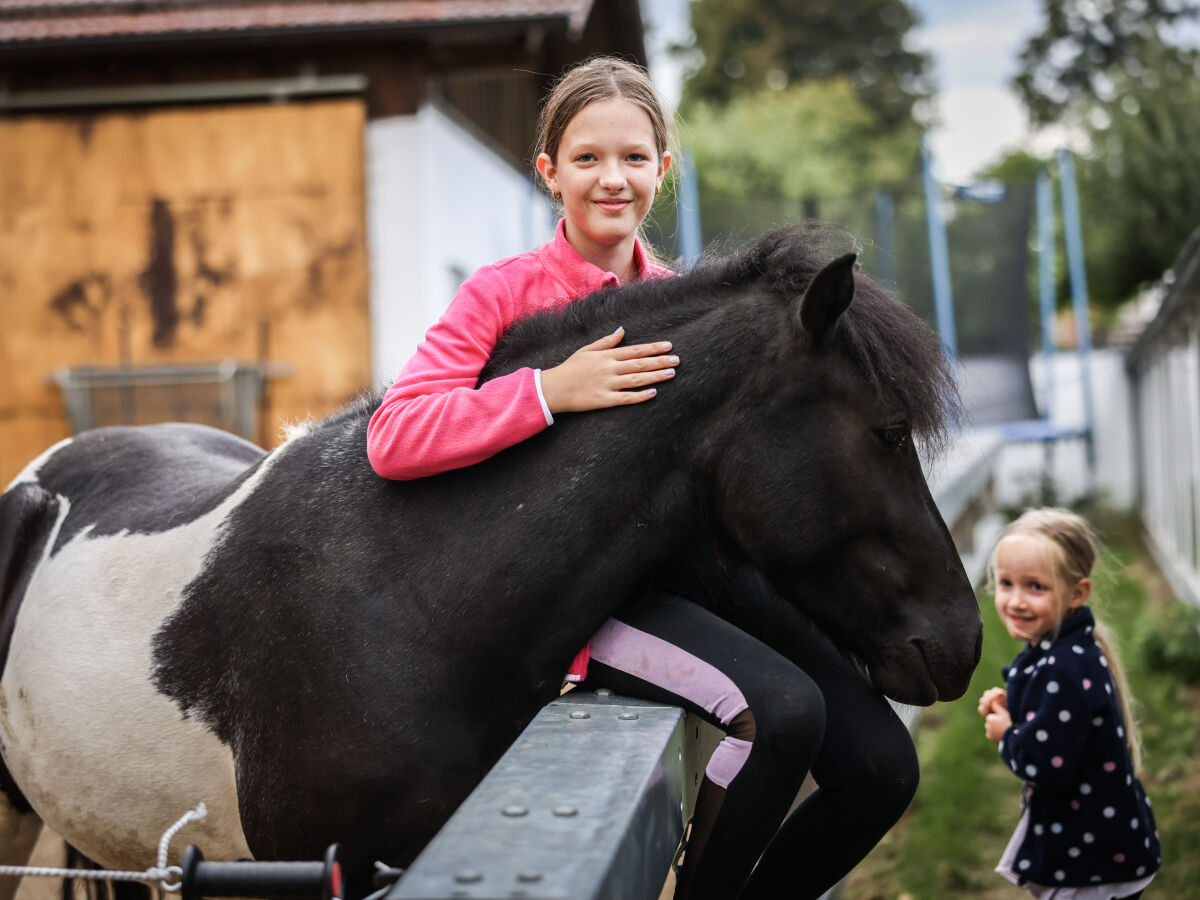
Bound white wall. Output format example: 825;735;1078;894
366;102;555;389
985;349;1137;510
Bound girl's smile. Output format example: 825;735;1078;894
536;96;670;281
993;534;1088;642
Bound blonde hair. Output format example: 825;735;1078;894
988;507;1144;773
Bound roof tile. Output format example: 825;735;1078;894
0;0;594;44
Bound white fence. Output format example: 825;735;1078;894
1125;226;1200;608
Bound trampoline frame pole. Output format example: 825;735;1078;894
1036;167;1060;502
875;188;895;291
1036;168;1058;419
678;149;703;265
1057;148;1098;486
921;133;957;356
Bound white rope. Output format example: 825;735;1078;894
0;864;174;883
0;803;207;893
157;803;207;874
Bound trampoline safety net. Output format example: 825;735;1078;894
648;177;1042;428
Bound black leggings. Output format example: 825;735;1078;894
579;571;918;899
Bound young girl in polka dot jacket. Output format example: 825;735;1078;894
979;508;1160;899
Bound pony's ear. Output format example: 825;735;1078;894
797;252;857;343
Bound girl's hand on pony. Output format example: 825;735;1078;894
542;326;678;413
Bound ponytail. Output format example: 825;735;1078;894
1092;617;1144;775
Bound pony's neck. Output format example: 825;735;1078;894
521;297;755;562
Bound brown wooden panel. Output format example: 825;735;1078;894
0;98;369;485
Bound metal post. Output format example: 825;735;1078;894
921;133;957;356
874;189;895;291
1035;168;1057;418
1035;167;1059;502
1056;149;1098;488
678;150;703;265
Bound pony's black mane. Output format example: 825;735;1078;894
342;224;959;451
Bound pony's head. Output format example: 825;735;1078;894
486;224;982;705
679;227;979;704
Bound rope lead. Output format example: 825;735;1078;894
0;803;208;893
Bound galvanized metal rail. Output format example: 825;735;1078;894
388;691;688;900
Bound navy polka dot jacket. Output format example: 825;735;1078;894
999;605;1160;888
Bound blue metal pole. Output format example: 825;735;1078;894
1035;167;1057;420
921;133;957;356
678;150;703;265
1057;148;1097;480
874;189;895;291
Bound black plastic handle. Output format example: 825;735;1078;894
180;844;342;900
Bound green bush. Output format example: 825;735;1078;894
1135;601;1200;685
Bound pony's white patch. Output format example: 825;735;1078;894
3;437;74;493
279;417;316;444
0;442;294;870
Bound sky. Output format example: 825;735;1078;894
642;0;1061;184
906;0;1063;183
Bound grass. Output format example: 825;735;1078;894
843;512;1200;899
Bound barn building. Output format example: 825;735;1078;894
0;0;648;484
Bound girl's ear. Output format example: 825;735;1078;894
655;151;673;197
536;153;557;194
1068;577;1092;610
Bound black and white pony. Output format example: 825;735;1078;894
0;226;982;898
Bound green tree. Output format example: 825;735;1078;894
686;78;919;200
676;78;925;290
993;40;1200;312
980;151;1043;185
1075;42;1200;307
679;0;932;131
1014;0;1200;124
1013;2;1200;308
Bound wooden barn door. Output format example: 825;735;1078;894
0;99;369;485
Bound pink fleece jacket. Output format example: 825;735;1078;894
367;221;673;682
367;219;673;480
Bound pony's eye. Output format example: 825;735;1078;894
874;423;910;450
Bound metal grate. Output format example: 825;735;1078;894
51;360;285;442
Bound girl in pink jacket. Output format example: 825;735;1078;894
367;57;917;900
